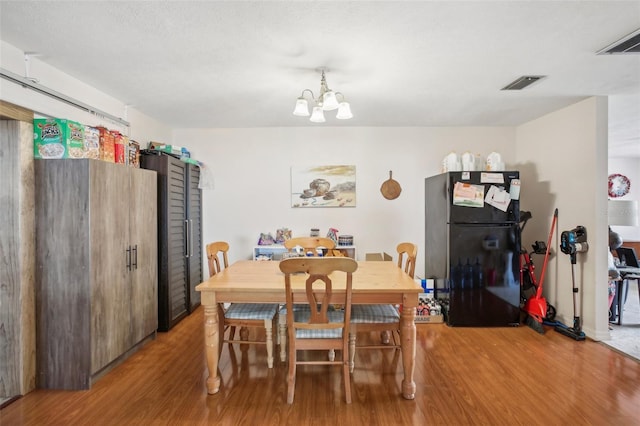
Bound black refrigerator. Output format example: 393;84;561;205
425;171;521;326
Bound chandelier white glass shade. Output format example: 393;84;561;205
310;106;325;123
293;70;353;122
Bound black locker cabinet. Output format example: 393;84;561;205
141;151;203;331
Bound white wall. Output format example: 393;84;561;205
177;127;517;277
180;99;611;341
608;157;640;242
0;40;171;143
516;97;609;340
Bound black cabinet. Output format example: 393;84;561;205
141;151;203;331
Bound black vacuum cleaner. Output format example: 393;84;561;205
554;225;588;341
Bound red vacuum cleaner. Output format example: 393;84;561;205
522;208;558;333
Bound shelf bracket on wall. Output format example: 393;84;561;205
0;67;130;127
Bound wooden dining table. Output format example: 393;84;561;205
195;259;422;400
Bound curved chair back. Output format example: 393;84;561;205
279;256;358;403
396;242;418;278
206;241;230;277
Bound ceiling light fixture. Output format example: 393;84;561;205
293;69;352;122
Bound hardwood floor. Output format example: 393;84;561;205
2;306;639;425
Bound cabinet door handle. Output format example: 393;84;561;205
132;244;138;270
126;246;132;271
190;219;194;258
185;219;190;258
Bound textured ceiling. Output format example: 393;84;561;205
1;1;639;157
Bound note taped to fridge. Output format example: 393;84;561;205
453;182;485;208
485;185;511;212
480;172;505;184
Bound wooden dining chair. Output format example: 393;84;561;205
279;256;357;404
206;241;278;368
278;237;337;362
348;242;418;373
397;242;417;278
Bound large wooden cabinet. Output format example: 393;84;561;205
140;151;203;331
35;159;157;390
0;111;36;401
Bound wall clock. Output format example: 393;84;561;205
608;173;631;198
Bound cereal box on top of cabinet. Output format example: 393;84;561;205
96;126;115;162
112;131;127;164
83;126;100;159
128;140;140;167
33;118;85;159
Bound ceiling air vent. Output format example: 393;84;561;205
501;76;545;91
597;28;640;54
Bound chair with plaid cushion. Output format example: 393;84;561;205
277;237;337;362
348;242;417;373
206;241;278;368
279;256;357;404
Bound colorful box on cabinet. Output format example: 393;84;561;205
33;118;85;159
128;140;141;167
83;126;100;159
96;127;115;162
112;131;127;164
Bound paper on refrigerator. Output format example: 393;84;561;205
484;185;511;212
452;182;485;208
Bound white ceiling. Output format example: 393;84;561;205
1;1;639;157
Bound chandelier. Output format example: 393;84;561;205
293;69;353;122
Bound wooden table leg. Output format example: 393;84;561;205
204;301;221;394
400;305;416;400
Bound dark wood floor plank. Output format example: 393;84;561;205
1;306;639;425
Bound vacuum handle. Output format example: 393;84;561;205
536;208;558;296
